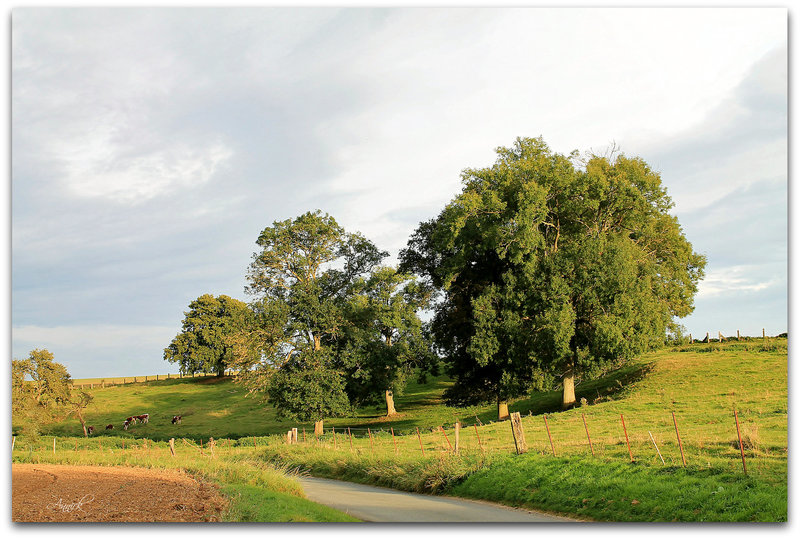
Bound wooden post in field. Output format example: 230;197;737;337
53;437;56;454
347;428;353;452
621;414;634;462
169;438;175;457
390;427;398;455
763;328;766;339
473;424;484;454
718;331;724;342
292;428;298;445
648;431;665;465
416;427;425;456
287;431;292;444
302;428;306;443
543;415;555;456
333;426;337;449
737;330;740;340
734;409;747;475
209;437;215;457
12;436;16;452
509;412;527;455
672;412;687;467
582;413;595;457
368;428;374;454
454;422;461;455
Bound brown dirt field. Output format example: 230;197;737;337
12;464;227;522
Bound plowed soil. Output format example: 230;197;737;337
12;464;227;522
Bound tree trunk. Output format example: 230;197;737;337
562;367;576;409
498;399;509;421
314;419;324;436
385;390;397;416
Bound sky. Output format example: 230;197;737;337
9;7;789;379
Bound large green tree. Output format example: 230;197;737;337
164;294;250;376
233;210;386;432
400;137;705;415
12;349;73;435
339;266;436;416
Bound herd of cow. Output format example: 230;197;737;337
84;414;182;435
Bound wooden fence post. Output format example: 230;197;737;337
368;428;374;453
253;436;257;449
12;436;16;452
333;427;337;449
509;412;527;455
292;428;298;445
734;409;748;475
53;437;56;455
582;413;595;457
454;422;461;455
347;428;353;452
621;414;634;462
737;330;740;339
302;428;306;443
390;427;398;454
672;412;687;467
543;415;555;456
169;438;175;457
762;328;766;339
416;427;425;456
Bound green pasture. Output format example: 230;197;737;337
19;338;788;521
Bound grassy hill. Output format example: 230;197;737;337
26;338;788;521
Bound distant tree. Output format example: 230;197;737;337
164;294;250;376
12;349;72;435
340;266;437;416
400;137;706;415
66;390;94;437
233;210;386;433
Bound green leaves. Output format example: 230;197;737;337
164;294;250;376
401;136;706;407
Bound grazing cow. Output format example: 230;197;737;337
126;416;135;425
106;424;114;430
171;415;182;425
136;414;149;424
123;419;130;430
86;426;94;436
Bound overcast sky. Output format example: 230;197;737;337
10;7;788;379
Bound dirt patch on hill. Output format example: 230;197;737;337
12;464;226;522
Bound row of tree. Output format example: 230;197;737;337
164;136;706;427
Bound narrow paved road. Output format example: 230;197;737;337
298;476;574;522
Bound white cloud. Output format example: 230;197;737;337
12;324;177;352
697;265;782;298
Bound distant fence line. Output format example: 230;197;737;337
70;370;237;390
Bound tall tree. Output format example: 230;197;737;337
400;137;705;414
12;349;73;435
340;266;436;416
233;210;386;432
164;294;250;376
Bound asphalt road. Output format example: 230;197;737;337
298;476;574;523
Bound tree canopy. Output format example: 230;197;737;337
232;210;387;425
164;294;251;376
400;136;706;412
12;349;73;435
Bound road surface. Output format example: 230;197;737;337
298;476;574;522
